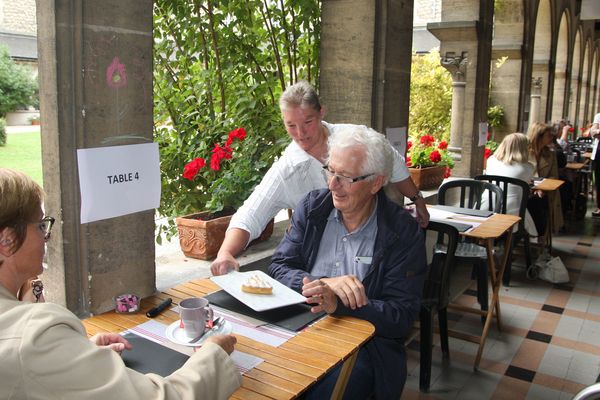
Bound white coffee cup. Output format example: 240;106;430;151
179;297;214;338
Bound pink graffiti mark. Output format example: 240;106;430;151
106;57;128;89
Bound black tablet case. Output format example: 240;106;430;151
205;289;324;332
121;332;189;376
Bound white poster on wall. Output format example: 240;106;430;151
77;142;161;224
386;127;407;156
478;122;489;146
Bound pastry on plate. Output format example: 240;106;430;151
241;274;273;295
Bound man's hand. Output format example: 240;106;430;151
203;334;237;355
210;252;239;276
414;199;430;228
301;277;338;314
90;333;133;354
319;275;368;310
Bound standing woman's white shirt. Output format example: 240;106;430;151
484;155;538;236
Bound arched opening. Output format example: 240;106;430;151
551;11;569;122
568;29;581;124
531;0;552;123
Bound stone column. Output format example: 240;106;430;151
529;77;543;124
441;52;468;161
37;0;155;316
320;0;413;132
428;0;494;178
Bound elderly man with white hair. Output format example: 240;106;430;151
269;125;427;399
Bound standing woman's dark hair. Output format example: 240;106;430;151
0;168;44;259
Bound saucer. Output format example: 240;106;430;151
165;320;232;347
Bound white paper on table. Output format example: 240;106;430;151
386;127;407;156
478;122;489;146
77;143;161;224
215;308;297;347
124;320;264;374
428;207;456;221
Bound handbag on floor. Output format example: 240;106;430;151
539;256;569;284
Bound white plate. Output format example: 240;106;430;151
210;270;307;312
165;320;232;347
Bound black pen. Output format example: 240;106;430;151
146;297;172;318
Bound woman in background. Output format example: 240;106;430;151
484;132;538;237
0;168;241;399
527;122;564;237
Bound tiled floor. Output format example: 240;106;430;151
403;203;600;400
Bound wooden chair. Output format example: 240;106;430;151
419;221;459;392
437;179;503;318
474;175;532;286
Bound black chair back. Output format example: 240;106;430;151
438;179;503;212
419;221;460;392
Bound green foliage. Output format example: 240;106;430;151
154;0;320;241
409;49;452;141
0;45;38;117
487;104;504;128
0;118;5;146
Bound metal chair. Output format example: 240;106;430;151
419;221;459;392
437;179;504;318
572;382;600;400
474;175;532;285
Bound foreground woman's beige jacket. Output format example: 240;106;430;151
0;285;241;400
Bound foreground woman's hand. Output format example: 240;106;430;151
90;333;133;354
203;334;237;355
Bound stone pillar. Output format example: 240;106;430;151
37;0;155;316
440;52;468;161
320;0;413;132
529;77;543;124
532;62;549;122
428;0;494;178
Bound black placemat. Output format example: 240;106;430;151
430;219;472;232
205;289;324;332
121;332;189;376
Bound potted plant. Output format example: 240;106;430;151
406;134;454;190
174;126;281;260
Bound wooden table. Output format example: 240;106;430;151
83;279;375;399
430;209;520;369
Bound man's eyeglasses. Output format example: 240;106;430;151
322;165;374;186
39;216;55;240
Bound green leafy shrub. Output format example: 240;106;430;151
0;45;38;117
409;49;452;142
154;0;320;242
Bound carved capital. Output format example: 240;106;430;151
440;52;468;82
532;77;543;90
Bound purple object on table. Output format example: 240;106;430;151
114;293;140;313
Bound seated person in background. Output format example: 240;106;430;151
527;122;564;237
211;81;428;276
483;132;538;236
0;168;241;400
555;120;571;152
268;126;427;399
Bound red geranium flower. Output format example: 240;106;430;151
484;148;492;159
444;166;452;178
226;127;247;146
429;150;442;163
568;127;574;133
438;141;448;150
183;157;206;180
420;135;435;146
406;155;412;167
407;140;412;151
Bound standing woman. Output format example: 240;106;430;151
588;112;600;217
0;168;241;399
527;122;564;236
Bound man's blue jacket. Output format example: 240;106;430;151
269;188;427;399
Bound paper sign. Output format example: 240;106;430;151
386;127;407;155
77;143;161;223
478;122;489;146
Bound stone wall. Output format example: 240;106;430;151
0;0;36;35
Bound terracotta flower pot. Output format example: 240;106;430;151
408;165;446;190
176;211;274;260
